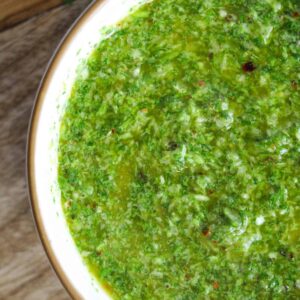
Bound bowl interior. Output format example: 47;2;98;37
29;0;148;298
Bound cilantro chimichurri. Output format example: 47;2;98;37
58;0;300;298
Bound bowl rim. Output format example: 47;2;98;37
26;1;106;299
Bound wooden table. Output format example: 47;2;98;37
0;1;91;299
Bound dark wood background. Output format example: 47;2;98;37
0;1;91;299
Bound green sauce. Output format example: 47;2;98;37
58;0;300;298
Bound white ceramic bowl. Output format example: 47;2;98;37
27;1;148;298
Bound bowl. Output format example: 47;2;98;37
27;0;147;298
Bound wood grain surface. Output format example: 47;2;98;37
0;0;63;31
0;1;91;299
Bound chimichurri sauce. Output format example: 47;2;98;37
58;0;300;298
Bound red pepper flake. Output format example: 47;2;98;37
292;11;300;18
185;273;192;280
246;16;254;23
242;61;256;73
167;141;179;151
291;80;298;90
279;249;294;260
213;281;220;289
147;18;154;25
184;95;192;100
265;156;275;163
225;14;234;22
198;80;206;87
64;200;71;209
102;282;113;294
207;189;214;195
202;227;211;237
111;128;116;134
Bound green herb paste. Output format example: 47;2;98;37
58;0;300;298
